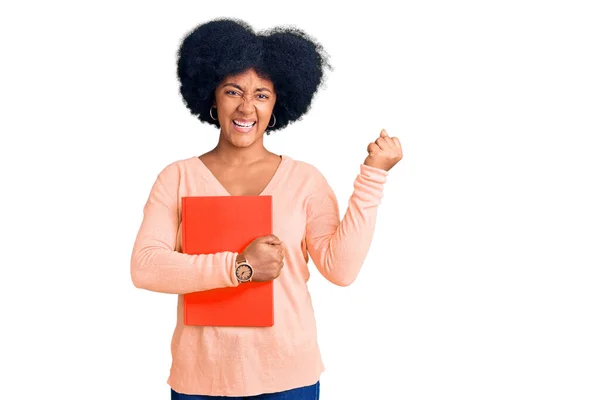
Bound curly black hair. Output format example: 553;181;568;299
176;18;331;133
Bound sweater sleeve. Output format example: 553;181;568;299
305;163;389;286
130;165;239;294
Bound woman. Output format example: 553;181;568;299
131;18;403;399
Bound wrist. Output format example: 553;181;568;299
360;162;389;182
235;253;254;283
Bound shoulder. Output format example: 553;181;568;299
285;155;328;180
153;155;199;184
283;155;332;193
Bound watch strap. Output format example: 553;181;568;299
235;253;253;283
236;253;246;265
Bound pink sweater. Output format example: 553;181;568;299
130;154;388;396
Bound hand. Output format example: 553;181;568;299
363;129;403;171
241;234;284;282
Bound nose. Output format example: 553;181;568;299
236;95;255;115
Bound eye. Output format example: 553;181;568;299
257;94;269;100
225;90;241;96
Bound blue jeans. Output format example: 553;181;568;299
171;381;320;400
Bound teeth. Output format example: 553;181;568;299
234;120;255;128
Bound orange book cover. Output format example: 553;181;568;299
181;195;274;327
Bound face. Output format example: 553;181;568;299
213;68;276;148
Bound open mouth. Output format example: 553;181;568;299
232;119;257;133
233;120;256;128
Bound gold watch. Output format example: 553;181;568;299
235;253;253;283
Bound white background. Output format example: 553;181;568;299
1;1;599;399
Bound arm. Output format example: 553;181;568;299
130;167;239;294
306;163;388;286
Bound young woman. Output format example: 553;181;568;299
131;18;403;399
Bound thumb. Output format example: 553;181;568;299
262;234;282;245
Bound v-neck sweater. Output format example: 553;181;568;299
195;155;287;196
131;154;389;397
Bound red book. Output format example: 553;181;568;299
181;195;274;327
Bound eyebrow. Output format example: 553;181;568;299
222;83;273;93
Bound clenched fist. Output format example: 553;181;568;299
364;129;403;171
240;234;284;282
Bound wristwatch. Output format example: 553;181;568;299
235;253;253;283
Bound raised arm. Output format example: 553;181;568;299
305;163;388;286
130;166;239;294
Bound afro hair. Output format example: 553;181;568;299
176;18;331;133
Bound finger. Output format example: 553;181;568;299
385;136;396;148
392;137;401;148
375;137;391;149
380;129;389;138
263;234;281;245
367;142;379;154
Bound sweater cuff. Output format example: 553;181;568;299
353;164;388;205
230;253;240;287
359;163;389;183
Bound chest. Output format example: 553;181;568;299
179;161;309;261
202;158;281;197
211;169;274;196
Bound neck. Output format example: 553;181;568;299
210;132;272;166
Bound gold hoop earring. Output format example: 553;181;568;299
268;114;276;128
209;106;217;121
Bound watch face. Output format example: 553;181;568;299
236;264;252;281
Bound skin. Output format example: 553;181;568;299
202;69;278;167
198;68;404;282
